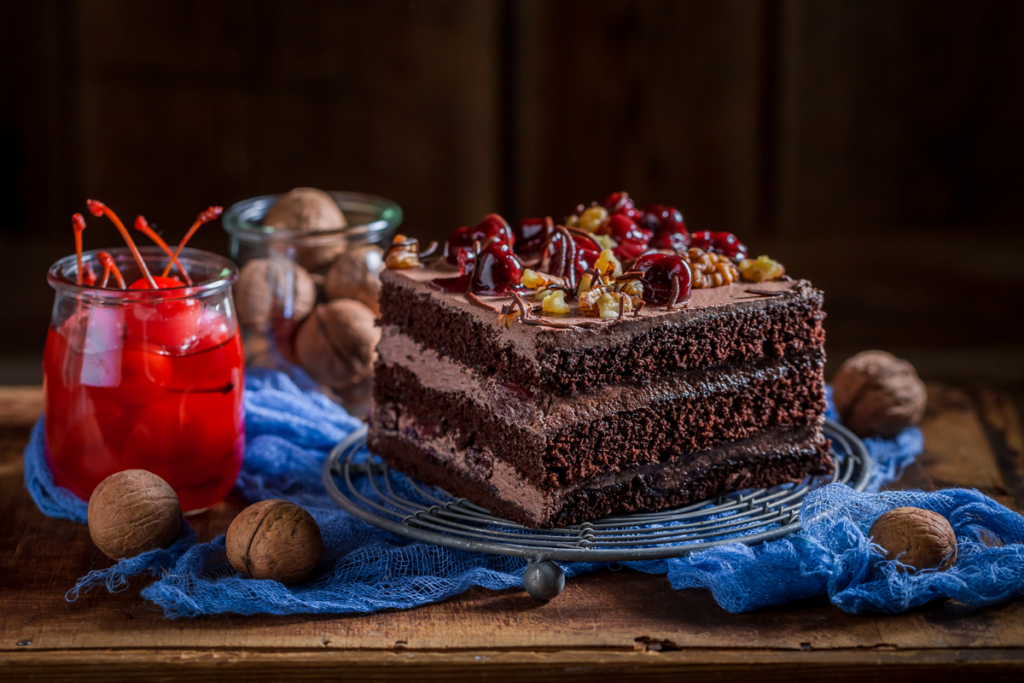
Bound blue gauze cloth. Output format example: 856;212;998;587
23;370;1024;616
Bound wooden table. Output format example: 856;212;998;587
2;384;1023;682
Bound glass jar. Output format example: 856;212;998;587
44;247;244;512
222;191;401;414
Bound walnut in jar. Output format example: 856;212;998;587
294;299;380;394
263;187;346;232
263;188;348;271
324;244;384;314
234;257;317;332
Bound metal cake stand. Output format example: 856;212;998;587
322;419;871;600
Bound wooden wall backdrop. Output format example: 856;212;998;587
1;0;1022;381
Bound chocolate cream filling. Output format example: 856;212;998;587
371;421;829;526
376;326;825;436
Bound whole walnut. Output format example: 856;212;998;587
234;258;317;332
324;244;384;314
88;470;182;560
868;507;958;572
831;350;927;438
294;299;380;393
263;188;347;271
263;187;346;232
225;499;323;585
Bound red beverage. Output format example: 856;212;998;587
45;242;245;512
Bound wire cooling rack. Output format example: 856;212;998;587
322;419;871;599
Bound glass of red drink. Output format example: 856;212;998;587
44;246;244;512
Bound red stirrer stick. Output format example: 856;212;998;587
86;200;159;289
135;215;192;284
163;206;222;278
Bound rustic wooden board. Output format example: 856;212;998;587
3;648;1024;683
1;383;1023;682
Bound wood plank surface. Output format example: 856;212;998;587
3;648;1024;683
0;388;44;428
1;382;1023;682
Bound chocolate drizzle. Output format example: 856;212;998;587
499;290;585;330
565;226;604;251
555;226;576;289
466;291;500;313
741;288;788;299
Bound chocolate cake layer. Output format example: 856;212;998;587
380;266;824;396
370;425;832;528
371;341;827;488
370;261;830;528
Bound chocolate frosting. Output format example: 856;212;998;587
381;263;809;355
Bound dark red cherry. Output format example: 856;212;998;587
606;214;653;261
431;246;477;292
642;205;690;250
443;214;514;265
470;242;523;294
433;242;523;294
690;231;748;260
603;191;643;220
430;273;472;292
542;231;600;286
457;245;476;275
512;217;552;257
632;253;692;306
125;276;204;351
128;275;184;290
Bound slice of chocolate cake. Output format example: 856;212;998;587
368;197;831;528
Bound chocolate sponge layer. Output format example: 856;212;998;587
369;425;832;528
371;350;827;491
370;266;830;528
378;271;825;396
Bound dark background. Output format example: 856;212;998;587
2;0;1022;385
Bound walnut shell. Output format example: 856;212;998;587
868;506;958;572
234;258;317;332
88;470;181;560
225;499;323;585
294;300;380;393
263;187;346;231
324;245;384;315
263;188;348;271
831;350;927;438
